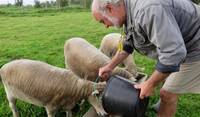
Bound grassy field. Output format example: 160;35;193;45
0;7;200;117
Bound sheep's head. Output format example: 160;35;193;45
88;81;108;117
92;81;106;95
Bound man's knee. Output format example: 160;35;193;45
160;89;178;103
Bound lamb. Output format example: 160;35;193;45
0;59;107;117
64;37;136;82
100;33;137;76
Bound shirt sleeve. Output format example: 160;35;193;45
136;5;187;73
123;34;134;54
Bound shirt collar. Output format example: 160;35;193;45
124;0;138;31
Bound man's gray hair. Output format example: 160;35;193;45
92;0;122;12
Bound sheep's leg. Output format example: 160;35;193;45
7;96;19;117
4;86;19;117
78;99;86;111
88;95;107;117
63;103;75;117
45;106;56;117
82;107;99;117
65;111;72;117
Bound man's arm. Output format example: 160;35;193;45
99;50;130;81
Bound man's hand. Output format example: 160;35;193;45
99;50;130;81
99;65;113;81
135;70;170;99
134;81;155;99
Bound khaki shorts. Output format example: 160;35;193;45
162;60;200;94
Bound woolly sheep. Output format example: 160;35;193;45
0;59;106;117
64;37;136;82
100;33;137;76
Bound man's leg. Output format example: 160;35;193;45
158;89;178;117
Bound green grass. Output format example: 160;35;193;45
0;7;200;117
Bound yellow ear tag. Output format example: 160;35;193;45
118;40;123;52
118;27;125;52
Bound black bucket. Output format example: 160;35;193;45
102;75;149;117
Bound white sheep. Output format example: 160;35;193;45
0;59;106;117
100;33;137;76
64;37;137;82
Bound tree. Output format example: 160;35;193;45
191;0;200;4
81;0;92;8
34;0;41;8
15;0;23;6
56;0;69;8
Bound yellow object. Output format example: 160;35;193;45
118;27;125;52
118;40;123;52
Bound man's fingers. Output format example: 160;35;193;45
140;91;151;99
98;68;103;76
134;84;141;89
140;94;145;99
99;73;109;81
134;84;146;99
99;69;105;78
139;90;147;99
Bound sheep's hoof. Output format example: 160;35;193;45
92;90;99;95
96;109;108;117
130;77;137;82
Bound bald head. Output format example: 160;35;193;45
92;0;122;13
91;0;126;28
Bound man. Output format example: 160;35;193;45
92;0;200;117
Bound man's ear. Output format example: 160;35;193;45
105;3;113;14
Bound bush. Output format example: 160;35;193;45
192;0;200;4
34;0;41;8
57;0;69;8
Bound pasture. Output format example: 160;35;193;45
0;7;200;117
